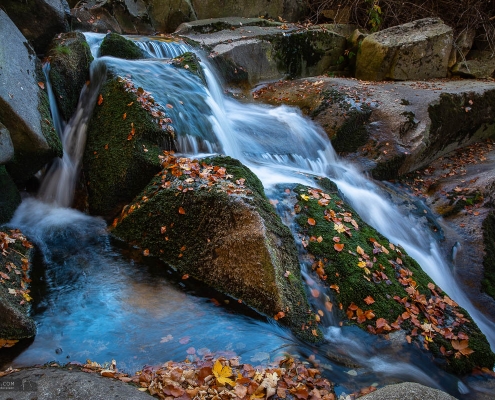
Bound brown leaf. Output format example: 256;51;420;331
38;81;45;90
308;218;316;226
235;384;248;398
334;243;344;252
97;94;103;105
363;295;375;305
178;207;186;214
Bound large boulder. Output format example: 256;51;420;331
0;10;63;184
46;32;94;122
98;33;147;59
0;229;36;341
252;77;495;179
289;180;494;375
148;0;196;34
176;18;347;86
111;154;322;342
451;51;495;80
83;75;174;221
356;18;453;81
1;0;70;54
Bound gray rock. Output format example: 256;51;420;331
124;0;148;18
356;18;453;81
1;0;70;54
360;382;458;400
0;122;14;165
0;10;62;184
148;0;197;34
451;51;495;79
0;367;153;400
177;18;346;85
71;6;123;34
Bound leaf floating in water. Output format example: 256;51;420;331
166;103;174;109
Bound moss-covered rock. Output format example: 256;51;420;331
0;166;21;225
99;33;146;59
0;229;36;341
291;180;494;375
482;213;495;301
111;154;322;342
47;32;93;121
172;52;206;84
83;76;175;221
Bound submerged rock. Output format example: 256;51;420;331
356;18;453;81
46;32;94;122
111;154;322;342
360;382;457;400
0;10;63;185
83;76;175;221
0;229;36;341
289;180;494;375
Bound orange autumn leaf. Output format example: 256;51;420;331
334;243;344;252
97;94;103;105
178;207;186;214
311;288;320;298
356;246;365;255
364;310;375;320
452;340;474;356
307;218;316;226
363;295;375;305
329;284;340;293
325;301;333;312
38;81;45;90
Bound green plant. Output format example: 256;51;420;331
366;0;382;32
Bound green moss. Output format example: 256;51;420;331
99;33;145;60
172;52;206;84
48;32;94;121
0;166;21;224
292;182;494;374
111;155;321;343
331;106;371;153
83;78;174;221
481;213;495;300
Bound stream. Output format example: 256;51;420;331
2;33;495;398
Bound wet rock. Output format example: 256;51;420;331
360;382;457;400
83;76;174;221
1;0;70;54
0;10;63;185
0;229;36;340
0;123;14;165
148;0;197;34
356;18;453;81
46;32;94;122
289;180;494;375
111;154;322;342
0;166;21;224
99;33;147;59
176;18;346;86
0;367;153;400
253;77;495;179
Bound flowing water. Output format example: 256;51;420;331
4;33;495;397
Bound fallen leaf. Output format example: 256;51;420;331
97;94;103;105
363;296;375;305
38;82;45;90
213;360;235;386
308;218;316;226
178;207;186;214
334;243;344;252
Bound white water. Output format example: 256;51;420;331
9;34;494;395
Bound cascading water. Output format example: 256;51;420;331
5;33;494;397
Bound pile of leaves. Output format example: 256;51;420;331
291;184;495;373
0;229;34;349
115;76;176;139
304;0;495;47
114;152;250;227
69;356;336;400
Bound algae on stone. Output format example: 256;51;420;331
47;32;94;121
291;180;494;375
111;154;322;342
99;33;146;59
83;77;175;221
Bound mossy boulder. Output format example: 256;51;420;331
0;166;21;225
47;32;93;121
0;229;36;341
290;180;494;375
83;76;175;221
171;52;206;84
482;214;495;301
99;33;146;59
111;154;322;342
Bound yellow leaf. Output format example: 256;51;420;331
334;223;346;233
300;194;310;201
213;360;235;386
22;292;32;302
357;261;366;268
